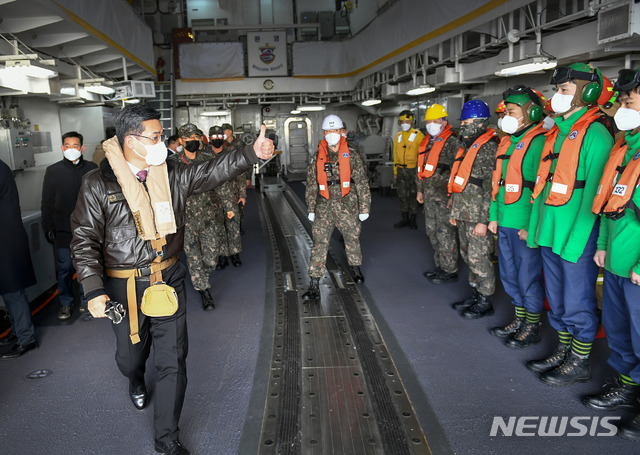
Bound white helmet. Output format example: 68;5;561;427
322;114;344;130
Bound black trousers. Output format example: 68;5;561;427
105;261;189;444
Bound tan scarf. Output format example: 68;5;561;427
103;136;176;240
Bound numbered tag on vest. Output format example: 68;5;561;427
454;176;465;186
612;184;627;196
425;164;434;171
343;181;350;188
505;184;519;193
319;184;326;190
408;133;416;142
397;136;403;143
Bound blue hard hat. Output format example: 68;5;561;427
459;99;491;120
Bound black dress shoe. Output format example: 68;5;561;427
452;288;479;311
526;344;569;373
215;255;229;270
0;331;17;346
423;267;442;279
428;270;458;284
154;439;189;455
583;378;640;411
1;340;37;359
198;289;215;311
540;351;591;386
505;321;541;349
230;254;242;267
129;383;148;410
461;294;494;319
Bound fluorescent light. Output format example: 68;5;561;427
124;98;140;104
296;105;326;111
406;85;435;96
495;57;557;77
60;87;76;96
361;99;382;106
201;110;230;117
291;109;301;114
85;83;115;95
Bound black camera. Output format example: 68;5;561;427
104;300;126;324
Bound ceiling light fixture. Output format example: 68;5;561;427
124;98;140;104
361;99;382;106
201;110;230;117
290;109;302;114
495;56;557;77
406;85;436;96
296;105;326;112
84;83;115;95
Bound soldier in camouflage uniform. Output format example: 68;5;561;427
393;110;424;229
302;114;371;300
222;123;249;257
167;123;217;310
448;100;497;319
416;104;462;284
208;126;239;270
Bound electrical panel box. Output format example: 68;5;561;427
318;11;334;39
300;11;318;40
0;128;40;171
334;11;350;35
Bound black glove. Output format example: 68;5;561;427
46;231;56;244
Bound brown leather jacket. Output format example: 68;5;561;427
70;143;257;299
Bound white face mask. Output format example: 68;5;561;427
500;115;522;135
551;93;574;114
132;137;168;166
497;118;503;131
400;123;411;132
426;122;443;137
614;107;640;131
542;116;556;131
325;132;341;147
63;148;82;162
223;134;228;141
176;145;184;152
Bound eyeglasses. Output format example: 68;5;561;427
614;69;640;92
130;133;166;144
550;67;597;85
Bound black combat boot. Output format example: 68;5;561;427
617;414;640;441
505;320;541;349
198;289;215;311
215;255;228;270
583;378;640;411
428;269;458;284
452;288;479;311
526;344;569;373
350;266;364;284
230;254;242;267
490;316;524;338
462;293;494;319
423;267;442;279
302;278;321;300
394;212;409;228
540;351;591;386
409;213;417;230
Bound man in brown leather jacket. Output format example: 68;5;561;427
70;105;273;455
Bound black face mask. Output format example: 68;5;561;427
184;140;200;152
211;139;224;148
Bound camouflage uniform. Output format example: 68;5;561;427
210;180;237;257
417;133;462;274
221;137;247;254
449;137;497;296
306;143;371;278
168;148;219;291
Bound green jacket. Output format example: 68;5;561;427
597;130;640;278
527;107;613;262
489;126;546;230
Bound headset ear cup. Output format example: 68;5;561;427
528;104;542;122
582;82;600;104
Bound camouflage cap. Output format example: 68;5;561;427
209;125;223;136
177;123;199;138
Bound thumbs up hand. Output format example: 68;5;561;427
253;124;274;160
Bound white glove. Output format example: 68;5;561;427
359;213;369;222
308;213;315;222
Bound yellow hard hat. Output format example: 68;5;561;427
425;104;447;121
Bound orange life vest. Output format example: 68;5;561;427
531;107;600;206
592;138;628;215
448;129;496;195
592;138;640;220
417;125;461;180
317;138;352;199
491;124;546;204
